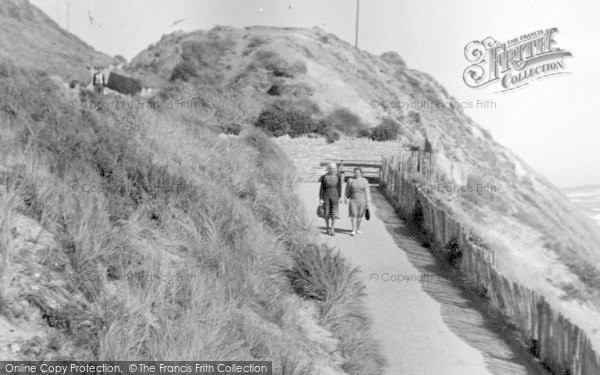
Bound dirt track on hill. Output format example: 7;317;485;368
298;183;547;375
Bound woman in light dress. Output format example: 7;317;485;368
344;167;371;236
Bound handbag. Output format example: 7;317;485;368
317;203;326;218
365;207;370;221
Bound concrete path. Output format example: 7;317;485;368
298;183;547;375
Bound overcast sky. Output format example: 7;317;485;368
32;0;600;188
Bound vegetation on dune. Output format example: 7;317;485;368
0;63;385;373
170;36;233;84
370;118;402;142
322;108;368;137
249;50;308;79
254;100;318;138
380;51;407;70
131;27;406;144
252;100;399;143
319;124;342;144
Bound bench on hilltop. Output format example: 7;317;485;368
320;158;382;183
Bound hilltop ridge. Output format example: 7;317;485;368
0;0;113;82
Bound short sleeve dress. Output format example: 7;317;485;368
345;177;368;218
319;173;341;219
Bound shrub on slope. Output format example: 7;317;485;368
324;108;368;137
254;104;316;138
370;118;401;141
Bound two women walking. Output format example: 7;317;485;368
319;162;371;236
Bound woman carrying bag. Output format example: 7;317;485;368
344;167;371;236
319;162;342;236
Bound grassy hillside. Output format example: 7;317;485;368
129;26;600;307
0;0;114;83
0;62;384;373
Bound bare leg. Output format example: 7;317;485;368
330;218;336;235
351;217;357;234
325;218;330;234
356;218;362;233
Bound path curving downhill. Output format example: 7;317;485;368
298;183;548;375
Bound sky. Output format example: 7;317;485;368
31;0;600;188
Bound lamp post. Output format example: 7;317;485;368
355;0;360;48
66;1;70;31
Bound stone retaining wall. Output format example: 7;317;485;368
274;136;402;181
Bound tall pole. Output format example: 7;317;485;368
55;0;60;24
355;0;360;48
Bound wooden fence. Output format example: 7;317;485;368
380;150;600;375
